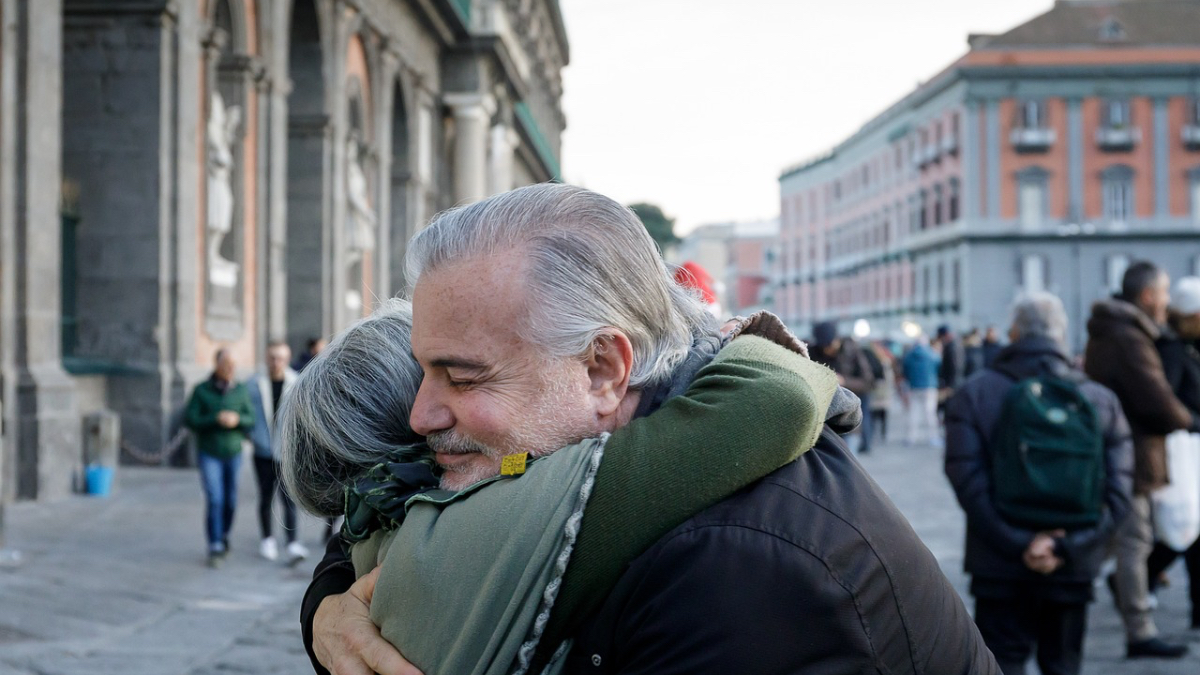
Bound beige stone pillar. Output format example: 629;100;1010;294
445;93;495;204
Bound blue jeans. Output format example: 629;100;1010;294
198;452;241;554
858;393;873;453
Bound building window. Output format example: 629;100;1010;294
1102;165;1134;224
1100;17;1125;41
933;184;944;226
1021;255;1047;294
919;190;928;230
1104;99;1131;129
1016;167;1049;229
1106;255;1130;294
1021;99;1046;128
948;178;961;222
1190;168;1200;227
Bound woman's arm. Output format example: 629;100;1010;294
543;335;837;649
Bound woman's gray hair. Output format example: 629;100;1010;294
277;298;425;517
1009;291;1069;348
405;183;716;389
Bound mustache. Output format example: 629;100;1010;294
426;430;498;457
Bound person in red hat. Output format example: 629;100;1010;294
674;261;722;318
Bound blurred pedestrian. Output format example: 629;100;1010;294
867;340;897;444
1084;260;1193;658
1146;276;1200;629
963;328;985;378
673;260;723;318
903;335;941;446
983;326;1004;368
247;340;309;564
810;321;876;452
945;292;1133;675
184;348;255;568
937;324;966;408
291;337;326;373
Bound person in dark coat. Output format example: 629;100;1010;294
1146;276;1200;629
983;326;1004;367
946;292;1134;674
1084;261;1196;658
810;320;877;453
963;328;985;378
937;324;966;392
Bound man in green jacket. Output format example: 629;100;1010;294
185;348;255;567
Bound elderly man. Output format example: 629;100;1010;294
1085;261;1196;659
184;348;254;568
301;184;998;674
945;293;1133;674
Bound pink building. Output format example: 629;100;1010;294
777;0;1200;349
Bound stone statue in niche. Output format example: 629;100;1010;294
207;91;242;288
346;136;377;254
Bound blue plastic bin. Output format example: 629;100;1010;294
86;465;114;496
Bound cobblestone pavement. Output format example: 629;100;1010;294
0;464;324;675
2;433;1199;675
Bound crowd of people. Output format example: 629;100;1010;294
176;181;1200;675
809;262;1200;672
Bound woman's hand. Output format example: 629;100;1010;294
313;566;425;675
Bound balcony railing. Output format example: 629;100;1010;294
1010;127;1056;152
1096;126;1140;151
1183;125;1200;149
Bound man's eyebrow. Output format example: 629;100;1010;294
429;358;488;371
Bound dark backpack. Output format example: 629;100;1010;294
989;365;1105;531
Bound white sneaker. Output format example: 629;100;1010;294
259;537;278;561
287;541;309;562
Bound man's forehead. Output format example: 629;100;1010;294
411;255;532;354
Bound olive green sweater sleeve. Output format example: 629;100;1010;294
542;335;838;649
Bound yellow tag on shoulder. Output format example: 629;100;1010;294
500;453;528;476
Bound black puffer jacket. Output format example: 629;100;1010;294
944;337;1134;600
562;428;999;675
1159;313;1200;418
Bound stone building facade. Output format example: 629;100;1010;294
777;0;1200;350
0;0;568;505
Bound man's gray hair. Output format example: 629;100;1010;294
1009;291;1069;348
405;183;716;389
277;298;425;517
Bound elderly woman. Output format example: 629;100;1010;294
278;299;840;675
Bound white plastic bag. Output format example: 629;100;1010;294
1152;430;1200;552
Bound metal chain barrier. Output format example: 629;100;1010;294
120;427;191;465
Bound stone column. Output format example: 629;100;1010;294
8;0;80;500
488;122;518;196
445;93;495;204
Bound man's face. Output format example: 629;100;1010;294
1142;273;1171;325
409;254;603;490
267;345;291;380
215;354;236;382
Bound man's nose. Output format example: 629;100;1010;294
410;380;454;436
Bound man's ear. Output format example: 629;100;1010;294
585;330;634;417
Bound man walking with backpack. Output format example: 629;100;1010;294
1085;261;1198;658
946;293;1133;674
